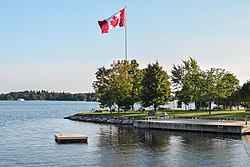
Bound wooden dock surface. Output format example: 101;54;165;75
55;133;88;143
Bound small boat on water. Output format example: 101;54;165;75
17;98;25;101
55;133;88;143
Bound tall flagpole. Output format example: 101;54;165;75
124;6;128;61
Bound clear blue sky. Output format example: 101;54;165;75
1;0;250;93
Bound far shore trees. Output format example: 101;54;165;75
140;61;171;113
0;90;96;101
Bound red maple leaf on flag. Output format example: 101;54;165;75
110;16;119;27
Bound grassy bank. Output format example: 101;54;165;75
167;110;250;119
80;109;250;120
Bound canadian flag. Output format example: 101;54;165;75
98;8;125;34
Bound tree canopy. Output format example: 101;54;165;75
238;80;250;108
93;60;142;112
171;57;240;113
140;61;171;112
92;58;246;112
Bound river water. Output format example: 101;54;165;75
0;101;250;167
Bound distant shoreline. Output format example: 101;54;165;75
0;90;97;101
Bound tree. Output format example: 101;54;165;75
200;68;239;113
219;90;241;111
0;91;93;101
93;67;115;112
172;58;239;113
111;60;133;111
171;57;202;111
128;59;143;110
93;60;142;112
140;61;171;112
214;70;239;110
199;69;215;111
239;80;250;109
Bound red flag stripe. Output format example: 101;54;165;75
119;8;125;27
98;20;109;34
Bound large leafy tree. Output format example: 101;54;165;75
93;59;142;112
239;80;250;109
140;61;171;112
199;69;216;111
129;60;143;110
200;68;239;113
171;58;239;112
111;60;143;111
214;70;239;109
111;60;133;111
93;67;115;111
171;57;202;110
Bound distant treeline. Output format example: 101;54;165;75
0;90;97;101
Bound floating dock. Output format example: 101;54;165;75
55;133;88;143
133;118;250;135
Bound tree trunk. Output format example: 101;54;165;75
208;102;212;115
132;103;134;111
154;103;157;113
209;101;212;113
195;101;200;111
195;101;197;111
109;105;112;113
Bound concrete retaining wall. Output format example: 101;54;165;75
133;120;246;134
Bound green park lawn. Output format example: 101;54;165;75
166;109;250;119
80;109;250;120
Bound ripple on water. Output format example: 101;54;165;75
1;101;250;167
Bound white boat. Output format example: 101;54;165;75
17;98;25;101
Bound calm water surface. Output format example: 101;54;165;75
0;101;250;167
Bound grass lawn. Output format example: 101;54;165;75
79;109;250;120
166;109;250;119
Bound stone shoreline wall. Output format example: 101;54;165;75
64;114;138;125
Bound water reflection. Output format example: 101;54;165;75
242;135;250;143
96;125;250;167
97;125;171;149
